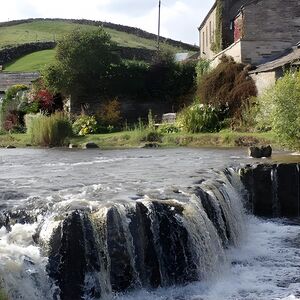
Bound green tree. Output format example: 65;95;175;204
257;71;300;149
43;28;120;96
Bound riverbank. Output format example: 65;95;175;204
0;130;278;149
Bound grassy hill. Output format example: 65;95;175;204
0;19;198;72
0;19;197;52
4;49;56;72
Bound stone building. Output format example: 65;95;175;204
249;43;300;94
199;0;300;66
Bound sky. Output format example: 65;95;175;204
0;0;215;45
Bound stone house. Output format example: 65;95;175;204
0;72;40;99
198;0;300;67
249;43;300;94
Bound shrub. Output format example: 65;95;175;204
196;59;210;83
141;130;163;143
158;124;180;134
0;84;28;131
72;115;98;136
197;55;257;119
25;112;72;146
27;79;58;113
178;101;221;133
97;98;121;127
256;71;300;149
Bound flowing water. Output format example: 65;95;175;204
0;148;299;300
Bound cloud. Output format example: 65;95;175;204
101;0;154;17
0;0;215;44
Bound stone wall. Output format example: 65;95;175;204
240;40;295;65
242;0;300;64
240;163;300;218
114;46;156;62
0;42;56;65
250;71;276;96
0;42;158;67
70;95;176;123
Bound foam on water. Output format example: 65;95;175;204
115;217;300;300
0;223;55;299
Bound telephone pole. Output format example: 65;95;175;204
157;0;161;50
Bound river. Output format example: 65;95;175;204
0;148;299;300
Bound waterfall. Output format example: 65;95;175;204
0;163;299;299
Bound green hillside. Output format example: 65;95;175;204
0;20;187;52
4;49;56;72
0;19;198;72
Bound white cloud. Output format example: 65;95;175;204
0;0;215;44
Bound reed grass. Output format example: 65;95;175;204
25;112;72;146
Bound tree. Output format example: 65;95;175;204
43;28;120;96
257;70;300;150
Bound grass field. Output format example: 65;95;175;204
0;19;192;72
4;49;56;72
0;20;185;52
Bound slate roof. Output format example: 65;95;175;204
0;72;40;92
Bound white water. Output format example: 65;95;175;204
115;217;300;300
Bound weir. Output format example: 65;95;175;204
0;162;299;299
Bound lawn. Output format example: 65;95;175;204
4;49;56;72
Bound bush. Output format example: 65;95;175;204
178;101;221;133
25;112;72;146
197;55;257;119
0;84;28;131
26;79;63;113
256;71;300;149
141;130;163;142
97;98;121;127
196;59;210;83
72;115;98;136
158;124;180;134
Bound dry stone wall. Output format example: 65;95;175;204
0;42;56;65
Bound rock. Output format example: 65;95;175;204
248;146;261;158
248;145;272;158
107;207;134;291
142;142;160;149
47;211;102;300
69;144;78;149
276;163;299;217
128;202;161;288
261;145;272;157
82;142;99;149
6;145;16;149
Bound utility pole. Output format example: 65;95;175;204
157;0;161;51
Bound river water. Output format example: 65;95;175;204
0;148;299;300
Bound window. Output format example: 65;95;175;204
202;31;205;53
